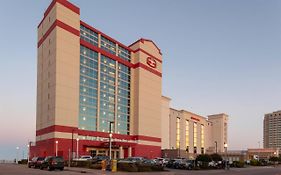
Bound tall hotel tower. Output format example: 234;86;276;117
264;110;281;149
31;0;162;159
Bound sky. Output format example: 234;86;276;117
0;0;281;160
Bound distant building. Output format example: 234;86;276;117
220;148;279;162
264;110;281;148
161;96;229;159
247;148;279;160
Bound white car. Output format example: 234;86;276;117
76;155;93;161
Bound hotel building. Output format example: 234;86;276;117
31;0;163;159
264;110;281;149
161;97;228;159
30;0;229;159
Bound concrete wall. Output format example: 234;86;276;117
129;40;162;139
161;97;229;157
208;114;228;153
161;96;171;149
36;1;80;141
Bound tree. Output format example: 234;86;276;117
269;156;279;163
196;154;212;162
210;153;222;162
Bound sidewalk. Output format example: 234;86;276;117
65;166;175;175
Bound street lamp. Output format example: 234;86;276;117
27;144;30;163
76;138;79;159
224;143;229;170
109;121;114;160
71;129;75;160
55;141;58;156
224;143;228;153
215;141;218;153
16;147;19;164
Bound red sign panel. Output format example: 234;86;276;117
146;57;157;68
191;117;200;122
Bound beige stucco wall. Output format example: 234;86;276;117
161;96;171;149
165;104;228;156
208;114;228;153
36;2;80;139
129;40;162;141
169;109;208;154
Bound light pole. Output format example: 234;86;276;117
215;141;217;153
16;147;19;164
224;143;229;170
55;141;58;156
109;121;114;160
224;143;228;153
27;144;30;163
76;138;79;159
71;129;75;160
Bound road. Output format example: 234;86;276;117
1;164;281;175
168;166;281;175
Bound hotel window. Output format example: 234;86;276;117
99;55;116;132
80;25;98;46
117;63;130;135
193;123;197;153
101;36;116;55
79;46;98;131
118;46;131;62
176;117;180;149
185;120;189;149
201;124;204;153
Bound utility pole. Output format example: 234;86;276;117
215;141;218;153
109;121;114;160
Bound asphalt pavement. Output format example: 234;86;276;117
1;163;281;175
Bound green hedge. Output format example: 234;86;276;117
117;162;164;172
117;162;138;172
70;160;102;169
232;161;245;168
18;159;28;164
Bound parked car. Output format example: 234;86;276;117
77;155;93;161
154;158;169;166
142;159;157;165
166;159;178;168
118;157;145;164
28;157;45;168
173;159;184;169
181;159;195;170
40;156;64;171
92;155;109;163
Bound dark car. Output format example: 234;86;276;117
181;160;195;170
40;156;64;171
28;157;45;168
166;159;177;168
92;155;110;163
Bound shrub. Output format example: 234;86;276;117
250;160;261;166
117;162;138;172
196;154;212;162
18;159;28;164
117;162;164;172
233;161;244;168
269;156;279;163
137;164;152;172
90;163;102;169
210;154;222;162
151;165;164;171
71;160;93;168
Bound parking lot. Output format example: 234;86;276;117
1;164;281;175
